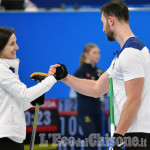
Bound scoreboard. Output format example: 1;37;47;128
24;98;79;150
25;99;58;133
24;97;110;150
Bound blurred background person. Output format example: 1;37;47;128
72;43;104;150
24;0;38;12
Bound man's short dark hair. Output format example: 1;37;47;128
100;1;129;22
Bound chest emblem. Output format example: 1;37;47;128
112;57;117;70
86;73;91;78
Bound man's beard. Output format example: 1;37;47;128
106;23;115;41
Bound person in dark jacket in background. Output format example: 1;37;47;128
74;43;104;150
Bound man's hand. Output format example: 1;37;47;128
108;133;125;150
48;63;68;80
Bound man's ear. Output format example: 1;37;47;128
108;16;114;26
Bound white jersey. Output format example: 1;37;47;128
107;36;150;133
0;59;57;143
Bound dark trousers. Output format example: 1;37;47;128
113;132;150;150
0;138;24;150
77;114;101;150
124;132;150;150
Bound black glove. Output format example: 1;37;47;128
108;133;125;150
53;63;68;80
30;94;45;106
30;72;48;106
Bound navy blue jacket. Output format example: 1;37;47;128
74;63;104;115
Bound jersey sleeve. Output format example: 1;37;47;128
119;48;145;81
24;102;33;111
0;64;57;103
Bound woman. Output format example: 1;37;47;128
0;27;57;150
74;43;104;150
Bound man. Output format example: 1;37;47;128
49;1;150;150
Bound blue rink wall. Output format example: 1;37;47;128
0;11;150;98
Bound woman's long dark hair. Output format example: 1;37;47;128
0;27;14;52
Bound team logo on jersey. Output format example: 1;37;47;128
85;116;91;123
113;62;115;69
112;57;117;69
91;76;95;80
86;73;91;78
97;69;103;77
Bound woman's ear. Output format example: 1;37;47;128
84;52;89;59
